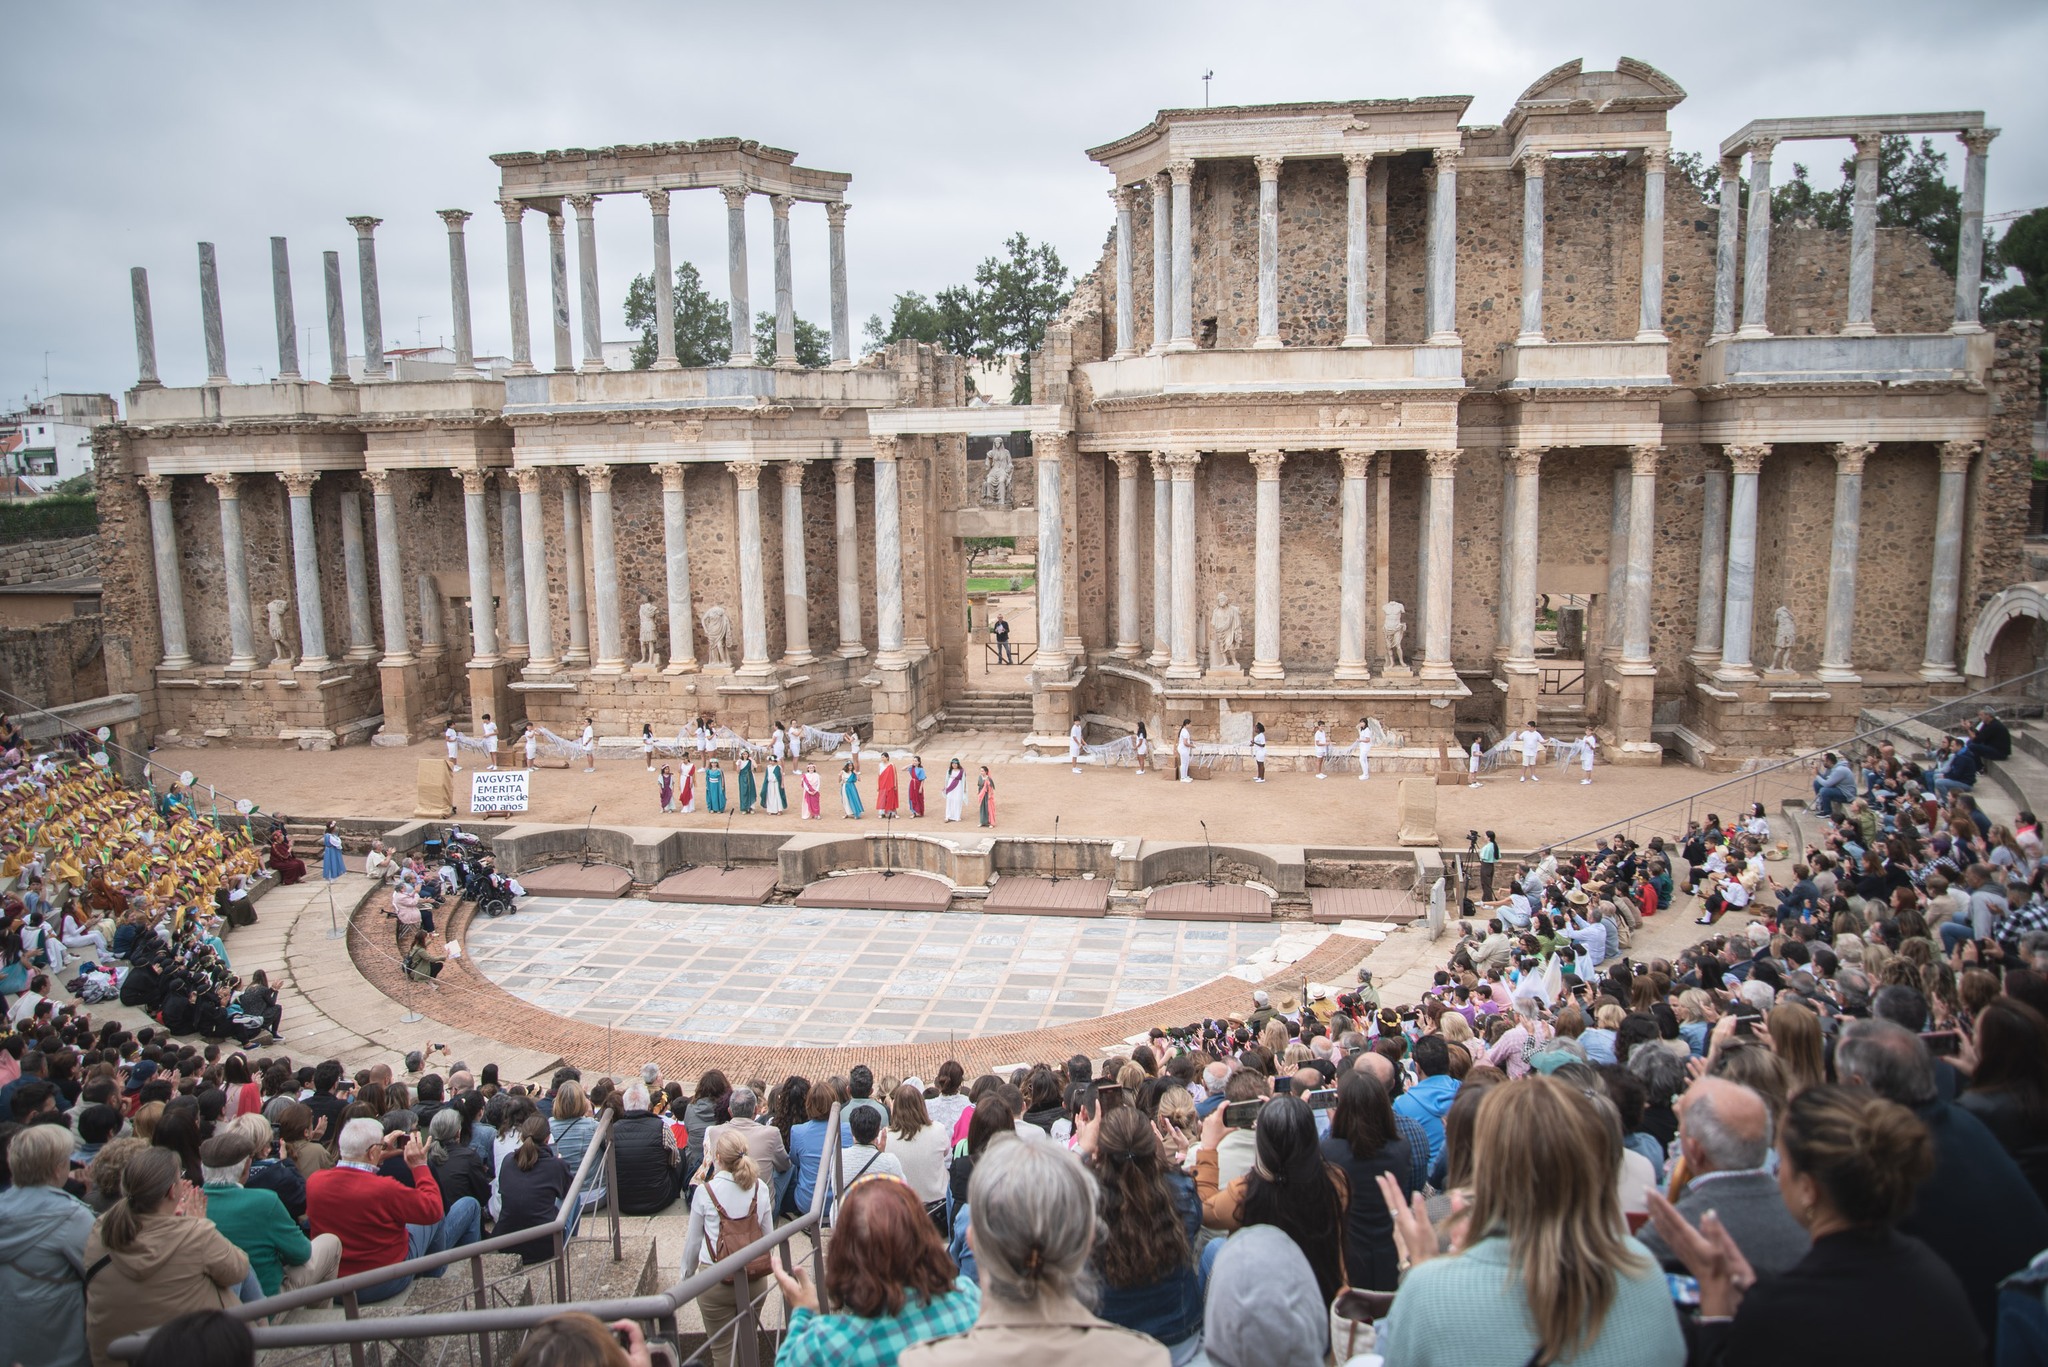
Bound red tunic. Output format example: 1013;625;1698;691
877;762;900;813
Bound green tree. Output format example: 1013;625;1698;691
963;535;1015;572
752;311;831;368
622;262;732;369
1772;135;1982;279
1986;207;2048;325
863;285;981;355
856;234;1071;397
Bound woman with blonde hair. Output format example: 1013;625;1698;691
1376;1077;1683;1367
1766;1002;1827;1096
1437;1008;1485;1064
679;1131;774;1367
82;1147;251;1367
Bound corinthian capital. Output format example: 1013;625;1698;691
780;458;811;488
1426;448;1461;478
499;199;526;225
1166;159;1195;187
1642;147;1668;175
1033;432;1070;464
577;463;613;493
1109;451;1140;478
437;208;472;231
565;193;596;215
870;434;899;463
277;471;320;498
1961;129;1998;157
650;462;687;493
719;184;749;211
1343;150;1373;178
365;469;394;496
1517;148;1548;177
1164;450;1202;480
1510;446;1547;476
1339;450;1372;481
1724;444;1769;475
138;473;173;501
512;467;544;496
1746;139;1777;167
1249;449;1286;480
1833;441;1875;474
1432;147;1462;175
726;460;763;491
453;467;491;496
203;471;239;498
1940;440;1979;473
825;202;849;229
1630;444;1664;476
1253;154;1284;183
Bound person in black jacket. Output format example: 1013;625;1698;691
495;1114;571;1263
610;1083;680;1215
1958;998;2048;1208
1318;1068;1411;1291
426;1107;493;1227
1972;708;2014;763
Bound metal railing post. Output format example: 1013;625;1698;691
553;1230;569;1303
607;1140;623;1262
472;1255;494;1367
732;1267;761;1367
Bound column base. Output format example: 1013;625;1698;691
452;367;482;381
873;650;910;671
725;356;758;368
652;358;684;371
590;659;628;676
1165;338;1196;354
1146;649;1169;669
1113;642;1141;658
782;652;817;667
1249;660;1285;680
1252;336;1283;350
1339;334;1372;348
346;648;378;663
578;360;608;373
737;661;777;678
1146;344;1167;358
1333;661;1372;681
1419;660;1458;681
1425;332;1461;347
1111;348;1135;361
1949;321;1986;336
837;643;868;659
661;659;699;675
1633;329;1669;344
772;358;801;372
1163;662;1201;681
521;658;559;676
158;656;196;671
1688;648;1724;669
1515;332;1546;346
1734;324;1771;340
1712;663;1760;683
508;362;537;377
292;657;331;673
1839;322;1877;338
829;358;856;371
1919;664;1966;684
225;657;258;673
1816;665;1861;684
561;649;591;667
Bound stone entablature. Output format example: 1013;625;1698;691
491;139;849;205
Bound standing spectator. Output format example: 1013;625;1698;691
680;1132;777;1367
0;1123;95;1367
1319;1068;1413;1292
306;1117;482;1305
198;1131;342;1297
83;1147;251;1367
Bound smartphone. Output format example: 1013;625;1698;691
1223;1099;1265;1129
1305;1088;1338;1112
1666;1273;1701;1308
1920;1030;1963;1058
1733;1016;1757;1038
1096;1083;1126;1113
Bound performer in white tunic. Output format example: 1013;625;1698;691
1468;738;1484;788
1356;720;1373;783
640;723;655;771
580;718;597;773
444;726;461;773
482;714;499;770
523;725;539;771
1579;727;1599;785
1133;722;1150;775
1313;723;1330;779
1069;720;1085;774
696;718;714;761
1177;720;1194;783
943;758;967;821
771;721;788;763
1517;723;1545;783
1251;724;1268;783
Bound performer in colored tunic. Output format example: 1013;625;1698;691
975;767;996;827
877;757;900;814
737;754;757;814
268;826;306;885
763;760;788;814
320;823;345;881
943;760;966;822
841;763;865;819
907;757;926;818
705;759;727;813
800;763;823;819
677;759;696;814
658;766;675;814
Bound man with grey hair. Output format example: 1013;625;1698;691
640;1062;663;1092
611;1081;681;1215
308;1116;482;1304
697;1084;789;1185
1196;1061;1231;1117
1636;1078;1806;1276
200;1130;343;1296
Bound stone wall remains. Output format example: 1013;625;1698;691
0;534;99;587
0;615;107;711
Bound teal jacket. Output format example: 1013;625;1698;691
204;1182;312;1296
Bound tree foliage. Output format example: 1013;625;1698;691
963;536;1015;571
752;311;832;368
623;262;732;369
1987;207;2048;325
863;287;980;356
1771;135;1979;278
862;232;1072;398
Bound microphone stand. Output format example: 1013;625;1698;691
578;805;597;868
1201;819;1216;889
880;810;898;879
721;800;737;874
1049;815;1061;885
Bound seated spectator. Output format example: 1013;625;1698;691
131;1310;255;1367
1320;1067;1412;1292
84;1147;252;1367
770;1170;980;1367
884;1083;952;1213
611;1081;681;1216
1958;998;2048;1206
1637;1077;1808;1278
306;1117;481;1305
1195;1094;1348;1306
697;1084;789;1186
426;1106;493;1218
1390;1035;1460;1170
1075;1101;1200;1356
226;1112;306;1223
680;1132;777;1367
547;1080;605;1224
836;1104;906;1200
496;1115;572;1264
1197;1226;1328;1367
506;1313;655;1367
198;1130;342;1298
784;1078;835;1219
0;1123;96;1367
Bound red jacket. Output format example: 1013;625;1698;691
307;1161;445;1277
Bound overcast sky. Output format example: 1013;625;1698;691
3;0;2042;410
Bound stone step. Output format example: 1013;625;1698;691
2016;720;2048;768
1983;746;2048;823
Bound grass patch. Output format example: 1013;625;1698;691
967;576;1035;592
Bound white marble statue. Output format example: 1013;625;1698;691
982;437;1014;509
638;601;659;666
700;603;734;668
1209;591;1243;672
1382;600;1407;669
265;599;291;665
1770;605;1797;673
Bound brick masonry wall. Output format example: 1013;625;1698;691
0;534;99;586
1966;320;2044;637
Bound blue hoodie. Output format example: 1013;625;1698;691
1392;1074;1461;1169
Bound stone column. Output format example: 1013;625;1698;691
1691;464;1729;662
1111;187;1136;358
1737;141;1775;338
1335;451;1371;679
130;267;160;388
778;460;814;663
1711;157;1741;340
568;195;604;372
1954;130;1997;332
1507;447;1544;663
1421;449;1459;677
1495;453;1519;656
1149;453;1172;668
279;472;328;670
871;438;908;669
547;211;573;373
139;475;193;669
1165;451;1201;678
722;186;753;365
366;471;411;665
1517;150;1547;343
1427;149;1461;344
338;487;376;661
1603;467;1631;658
1843;134;1882;337
515;470;557;671
1717;446;1768;676
560;473;591;665
204;473;256;670
1623;445;1660;664
1373;454;1392;666
347;217;385;378
833;458;864;656
1110;452;1141;655
650;463;695;672
1342;153;1372;347
322;251;350;384
1249;450;1286;678
580;464;624;673
456;469;499;665
497;476;527;659
827;202;852;367
1149;174;1172;356
270;237;301;381
1031;432;1068;673
1817;442;1871;681
1167;160;1195;352
418;574;443;658
1638;148;1667;341
438;209;480;378
1254;156;1284;349
1922;441;1976;680
644;189;680;370
501;201;534;375
725;460;772;674
198;242;230;385
770;195;798;369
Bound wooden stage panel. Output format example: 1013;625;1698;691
983;876;1110;918
1143;883;1272;922
516;863;635;899
1308;888;1422;925
648;866;781;906
793;871;953;913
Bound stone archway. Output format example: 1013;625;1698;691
1965;582;2048;680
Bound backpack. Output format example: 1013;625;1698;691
708;1183;772;1282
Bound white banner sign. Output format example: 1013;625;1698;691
469;769;530;813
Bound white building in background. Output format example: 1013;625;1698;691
0;393;119;489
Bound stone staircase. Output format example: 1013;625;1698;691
944;692;1035;732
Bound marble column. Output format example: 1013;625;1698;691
1249;450;1286;678
722;186;754;365
1603;467;1631;657
1149;174;1172;356
1373;455;1392;666
1623;445;1660;664
827;203;852;367
1034;433;1068;672
1717;446;1768;676
1711;157;1742;340
347;217;385;378
198;243;229;385
497;476;527;659
1149;453;1172;668
1415;468;1434;652
580;464;624;672
1843;134;1882;337
456;469;499;665
1165;451;1201;678
204;473;255;669
1111;452;1140;655
1691;465;1729;662
560;474;591;665
547;211;573;373
778;460;815;664
322;251;350;384
770;195;798;369
651;463;695;672
871;437;908;668
139;476;192;668
1335;451;1371;679
515;470;557;671
278;472;328;670
131;267;160;388
1954;130;1997;332
568;195;604;372
1507;447;1544;663
1421;449;1459;677
1517;150;1547;343
1638;148;1668;341
1426;149;1461;344
1922;441;1976;680
438;209;480;378
1737;141;1775;338
1167;160;1195;352
1111;187;1136;358
366;471;411;664
270;237;300;381
1817;442;1872;681
338;487;376;661
1342;153;1372;347
1253;156;1284;349
833;458;864;656
501;201;534;375
1495;453;1519;656
418;573;443;657
725;460;771;674
644;189;680;370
